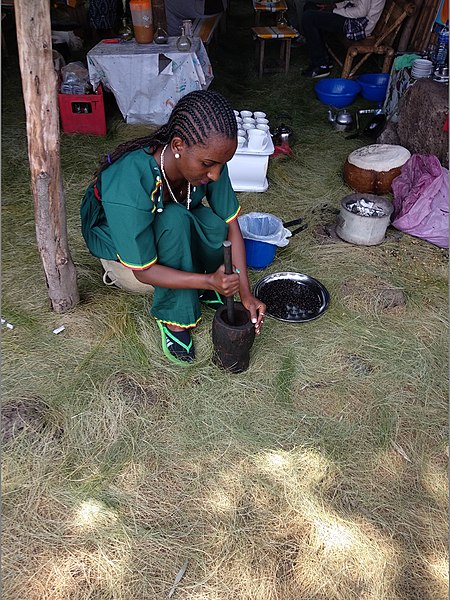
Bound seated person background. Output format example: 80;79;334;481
301;0;386;78
165;0;226;36
286;0;334;40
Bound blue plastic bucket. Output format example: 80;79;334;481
244;238;277;270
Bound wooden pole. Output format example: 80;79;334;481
14;0;79;313
397;0;423;52
409;0;441;52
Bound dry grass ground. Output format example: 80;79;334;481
1;2;448;599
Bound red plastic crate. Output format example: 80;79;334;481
58;84;106;136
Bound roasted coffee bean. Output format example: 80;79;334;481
257;279;322;321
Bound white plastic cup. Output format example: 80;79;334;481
236;116;243;124
243;122;255;131
243;117;256;124
237;128;246;137
237;135;246;148
256;123;270;132
240;110;253;118
254;111;266;119
247;128;268;151
233;110;239;117
256;117;269;125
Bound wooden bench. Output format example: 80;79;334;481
326;0;416;79
252;25;299;77
252;0;288;26
192;12;223;46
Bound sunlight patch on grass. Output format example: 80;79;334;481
74;499;118;531
425;552;450;598
314;517;355;551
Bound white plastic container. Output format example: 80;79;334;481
227;134;274;192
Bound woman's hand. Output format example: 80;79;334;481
240;292;266;335
209;264;241;297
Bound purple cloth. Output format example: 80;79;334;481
391;154;449;248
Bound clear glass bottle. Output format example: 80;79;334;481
182;19;193;37
176;25;192;52
118;17;133;41
277;11;288;26
154;22;169;44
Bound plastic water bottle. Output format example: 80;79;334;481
435;27;449;66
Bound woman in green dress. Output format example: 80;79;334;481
81;90;265;364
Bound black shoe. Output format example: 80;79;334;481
291;35;307;48
157;320;195;364
302;65;331;78
199;289;225;309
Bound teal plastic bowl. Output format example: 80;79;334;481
315;78;361;108
357;73;390;102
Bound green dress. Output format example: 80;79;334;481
80;148;241;328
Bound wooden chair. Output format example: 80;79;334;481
326;0;416;79
191;12;223;46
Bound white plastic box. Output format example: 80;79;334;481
227;135;274;192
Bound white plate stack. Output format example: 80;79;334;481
411;58;433;79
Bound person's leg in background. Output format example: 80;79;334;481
301;4;346;77
286;0;306;33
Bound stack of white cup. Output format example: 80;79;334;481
234;109;270;151
411;58;433;79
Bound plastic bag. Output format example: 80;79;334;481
238;212;292;247
60;61;90;95
391;154;449;248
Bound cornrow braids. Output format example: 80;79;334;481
94;90;237;178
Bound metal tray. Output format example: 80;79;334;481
253;272;330;322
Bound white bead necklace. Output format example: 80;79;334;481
160;145;191;211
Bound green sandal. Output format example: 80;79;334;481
156;320;195;365
199;289;225;310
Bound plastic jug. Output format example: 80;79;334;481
130;0;154;44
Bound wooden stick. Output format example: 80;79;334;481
223;241;235;325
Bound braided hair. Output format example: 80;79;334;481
94;90;237;178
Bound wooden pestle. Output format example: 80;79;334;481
222;241;235;325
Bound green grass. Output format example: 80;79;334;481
1;2;448;599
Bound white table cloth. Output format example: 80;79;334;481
87;37;213;125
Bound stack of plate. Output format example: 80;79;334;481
411;58;433;79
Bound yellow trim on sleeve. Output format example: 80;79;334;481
225;205;241;224
150;179;162;212
117;255;157;270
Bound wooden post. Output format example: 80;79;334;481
397;0;423;52
14;0;79;313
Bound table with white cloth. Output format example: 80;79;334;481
87;37;213;125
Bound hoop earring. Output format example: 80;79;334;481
174;153;180;159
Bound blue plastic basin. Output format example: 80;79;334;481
357;73;390;102
315;78;361;108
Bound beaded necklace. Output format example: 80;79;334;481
160;145;191;210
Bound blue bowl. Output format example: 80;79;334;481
357;73;390;102
315;78;361;108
